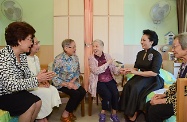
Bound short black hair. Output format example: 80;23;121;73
143;29;158;47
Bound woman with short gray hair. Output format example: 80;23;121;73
52;39;86;122
146;32;187;122
88;39;121;122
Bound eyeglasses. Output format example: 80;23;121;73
172;45;180;49
68;46;76;49
34;41;40;45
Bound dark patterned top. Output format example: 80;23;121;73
165;62;187;115
0;45;38;96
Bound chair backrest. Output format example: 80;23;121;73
177;78;187;122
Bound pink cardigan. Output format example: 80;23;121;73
88;53;120;97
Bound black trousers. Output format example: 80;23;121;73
58;86;86;113
97;79;119;111
145;101;174;122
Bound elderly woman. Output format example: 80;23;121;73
52;39;86;122
146;32;187;122
88;39;121;122
27;37;61;122
0;22;54;122
119;29;164;121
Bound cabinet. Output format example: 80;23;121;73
162;60;181;78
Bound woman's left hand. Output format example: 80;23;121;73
150;98;166;105
125;68;138;75
67;82;78;90
39;81;50;88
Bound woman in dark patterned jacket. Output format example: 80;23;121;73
0;22;55;122
146;32;187;122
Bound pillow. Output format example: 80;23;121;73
159;68;176;89
126;73;134;81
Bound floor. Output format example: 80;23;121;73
48;97;146;122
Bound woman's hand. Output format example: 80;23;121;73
67;82;78;90
150;94;166;105
152;94;166;100
39;81;50;88
107;59;114;65
125;68;139;75
120;68;131;75
150;98;166;105
36;70;55;84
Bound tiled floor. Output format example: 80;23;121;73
48;98;146;122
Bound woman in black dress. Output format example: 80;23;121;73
119;29;164;121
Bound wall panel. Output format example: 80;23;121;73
69;17;84;72
54;17;68;57
109;16;124;63
54;0;68;16
93;0;108;15
69;0;84;15
109;0;124;15
93;16;109;53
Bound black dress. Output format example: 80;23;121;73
119;47;164;117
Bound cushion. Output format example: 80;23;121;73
0;110;18;122
145;69;176;122
159;69;176;89
0;110;10;122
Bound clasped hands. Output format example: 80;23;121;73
36;69;56;88
63;82;78;90
119;68;137;75
150;94;166;105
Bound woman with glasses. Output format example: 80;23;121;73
0;22;54;122
52;39;86;122
146;32;187;122
27;37;61;122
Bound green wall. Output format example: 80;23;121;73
0;0;53;45
0;0;178;46
124;0;178;45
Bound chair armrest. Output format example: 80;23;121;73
177;78;187;122
122;75;127;87
79;74;84;86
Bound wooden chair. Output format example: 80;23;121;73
176;78;187;122
58;75;85;117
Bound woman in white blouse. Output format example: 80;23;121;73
27;37;61;122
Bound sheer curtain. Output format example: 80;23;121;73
84;0;93;91
176;0;187;33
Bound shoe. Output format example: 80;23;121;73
69;113;77;120
126;110;143;122
60;116;74;122
99;113;106;122
110;114;120;122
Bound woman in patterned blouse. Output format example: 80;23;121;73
52;39;86;122
0;22;55;122
146;32;187;122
